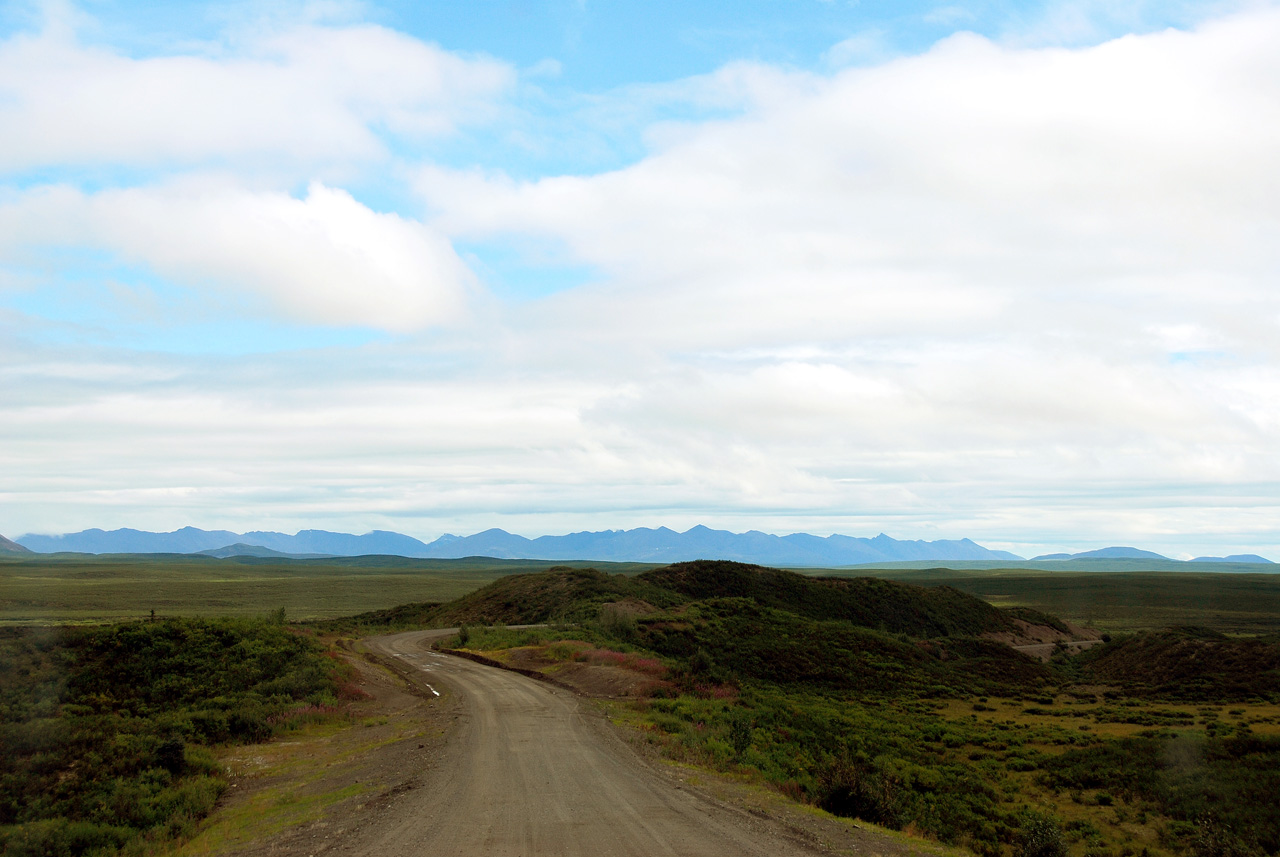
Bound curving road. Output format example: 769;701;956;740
357;629;827;857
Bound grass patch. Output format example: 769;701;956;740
0;554;653;624
172;780;367;856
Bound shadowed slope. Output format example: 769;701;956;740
0;534;30;554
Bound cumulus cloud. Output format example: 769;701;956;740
0;8;519;329
420;9;1280;364
0;179;474;330
426;9;1280;321
0;17;514;171
403;7;1280;552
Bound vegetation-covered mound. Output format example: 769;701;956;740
638;560;1019;637
1076;627;1280;702
418;559;1033;639
418;561;1069;697
629;598;1051;696
317;600;446;633
0;618;345;856
424;566;684;626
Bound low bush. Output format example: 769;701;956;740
0;617;344;855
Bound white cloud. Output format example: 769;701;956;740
0;17;514;171
400;7;1280;551
421;7;1280;355
0;180;474;330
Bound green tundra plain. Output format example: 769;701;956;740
2;554;1278;857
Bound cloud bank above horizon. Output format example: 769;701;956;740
3;0;1279;559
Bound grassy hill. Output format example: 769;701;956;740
405;562;1058;697
428;566;685;625
643;559;1019;637
1075;627;1280;701
398;560;1028;639
631;597;1052;696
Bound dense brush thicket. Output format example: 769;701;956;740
1075;628;1280;702
633;597;1051;696
0;618;340;856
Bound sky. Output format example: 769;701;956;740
2;0;1279;559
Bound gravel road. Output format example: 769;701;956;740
356;629;830;857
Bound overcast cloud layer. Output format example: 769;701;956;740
2;1;1279;558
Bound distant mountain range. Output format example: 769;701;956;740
1031;546;1273;564
15;525;1023;566
11;527;1274;566
1032;546;1170;561
16;527;430;557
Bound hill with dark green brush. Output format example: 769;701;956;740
424;566;686;626
1076;627;1280;701
639;560;1019;637
632;597;1052;695
414;561;1059;696
422;559;1029;639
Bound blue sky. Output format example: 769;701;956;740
3;0;1279;558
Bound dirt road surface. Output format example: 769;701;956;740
218;629;947;857
354;629;830;857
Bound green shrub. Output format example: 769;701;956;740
1192;815;1258;857
1016;812;1067;857
815;755;906;830
0;818;133;857
727;712;753;757
1;618;341;856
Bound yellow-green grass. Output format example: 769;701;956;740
930;696;1278;854
0;554;648;624
930;697;1280;742
170;720;370;857
166;703;430;855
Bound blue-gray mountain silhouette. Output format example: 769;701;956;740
1031;546;1169;561
18;525;1022;566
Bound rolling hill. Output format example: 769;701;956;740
395;559;1041;642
